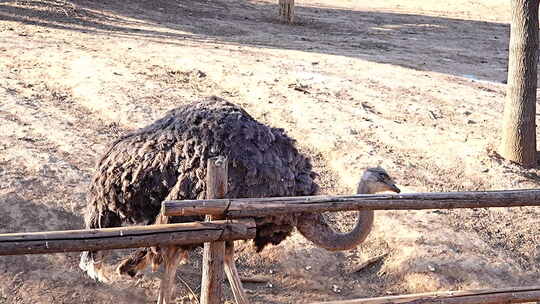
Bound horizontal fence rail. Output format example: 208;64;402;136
0;219;256;255
312;285;540;304
163;189;540;217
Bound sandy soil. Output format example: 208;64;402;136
2;0;540;303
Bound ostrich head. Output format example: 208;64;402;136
296;167;400;252
358;167;401;194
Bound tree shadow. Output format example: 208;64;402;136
0;192;83;233
1;0;509;83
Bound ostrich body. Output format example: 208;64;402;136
79;97;400;303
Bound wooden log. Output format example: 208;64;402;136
348;253;387;273
0;219;256;256
201;156;228;304
240;276;271;284
311;285;540;304
224;241;249;304
163;189;540;218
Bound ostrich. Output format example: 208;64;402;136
79;96;400;303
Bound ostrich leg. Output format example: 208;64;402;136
224;241;249;304
155;208;186;304
157;246;185;304
84;250;113;283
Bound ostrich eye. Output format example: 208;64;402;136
379;173;389;180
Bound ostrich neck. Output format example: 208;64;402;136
351;179;375;245
295;177;376;251
357;180;371;194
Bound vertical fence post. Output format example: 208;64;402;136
200;156;228;304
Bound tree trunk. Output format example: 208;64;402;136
279;0;294;23
500;0;539;167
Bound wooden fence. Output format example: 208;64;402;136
313;285;540;304
162;189;540;217
0;219;255;255
1;157;540;303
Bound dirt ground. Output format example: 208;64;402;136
2;0;540;303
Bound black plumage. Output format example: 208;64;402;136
84;96;318;255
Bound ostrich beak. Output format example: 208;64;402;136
386;182;401;193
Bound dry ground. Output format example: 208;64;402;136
2;0;540;303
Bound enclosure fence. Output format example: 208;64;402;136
1;157;540;304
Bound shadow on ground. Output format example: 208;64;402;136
0;192;82;233
1;0;509;82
